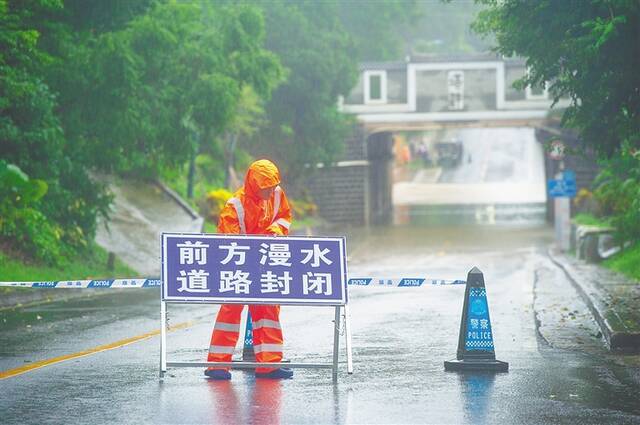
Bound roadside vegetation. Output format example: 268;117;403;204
573;211;639;281
603;243;640;282
0;244;138;295
0;0;419;278
474;0;640;282
4;0;637;284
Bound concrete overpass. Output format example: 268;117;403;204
340;55;568;131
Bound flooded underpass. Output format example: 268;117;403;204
394;127;547;227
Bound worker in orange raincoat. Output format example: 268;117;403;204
205;159;294;380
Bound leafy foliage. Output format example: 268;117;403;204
338;0;420;60
1;0;111;263
246;1;358;182
407;1;489;55
473;0;640;157
2;0;284;263
473;0;640;246
593;144;640;245
2;0;414;264
200;188;233;226
58;2;284;174
0;161;64;264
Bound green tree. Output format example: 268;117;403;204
474;0;640;245
243;1;421;183
473;0;640;157
82;2;281;174
247;1;358;182
0;0;110;262
1;0;283;261
338;0;420;60
223;85;267;189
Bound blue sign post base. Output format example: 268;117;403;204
444;267;509;373
241;311;256;362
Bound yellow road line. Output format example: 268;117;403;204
0;321;193;380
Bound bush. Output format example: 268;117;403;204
200;188;233;226
593;143;640;246
0;161;65;265
197;185;318;228
290;198;317;220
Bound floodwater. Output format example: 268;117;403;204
395;127;547;226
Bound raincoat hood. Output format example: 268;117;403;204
244;159;281;199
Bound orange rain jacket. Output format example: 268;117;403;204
207;159;292;374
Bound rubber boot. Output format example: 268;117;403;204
255;368;293;379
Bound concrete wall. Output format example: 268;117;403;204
367;132;394;225
416;68;497;112
304;126;395;226
305;163;369;225
304;126;370;225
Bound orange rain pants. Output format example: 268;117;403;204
207;304;283;373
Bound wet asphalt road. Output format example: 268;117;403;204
1;224;640;424
2;127;639;424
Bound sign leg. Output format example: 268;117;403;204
332;306;341;383
343;305;353;374
160;300;167;379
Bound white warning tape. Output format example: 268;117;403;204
0;279;160;288
347;278;466;287
0;277;465;289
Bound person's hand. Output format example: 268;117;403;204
265;224;284;236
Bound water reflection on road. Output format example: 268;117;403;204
3;219;640;424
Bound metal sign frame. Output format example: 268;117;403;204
159;232;353;382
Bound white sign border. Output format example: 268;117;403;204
161;232;348;306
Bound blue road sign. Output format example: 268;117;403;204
548;170;577;198
162;233;348;305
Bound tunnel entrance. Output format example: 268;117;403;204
366;132;395;225
367;126;548;226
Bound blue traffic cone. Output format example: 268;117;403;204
444;267;508;372
242;311;256;362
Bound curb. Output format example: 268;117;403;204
547;246;640;352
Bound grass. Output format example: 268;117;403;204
572;214;639;281
603;242;640;282
159;153;231;211
572;212;611;227
0;244;139;294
